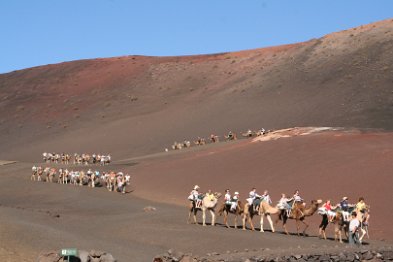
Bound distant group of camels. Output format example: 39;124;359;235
171;129;270;150
42;152;111;166
31;166;130;193
187;192;367;244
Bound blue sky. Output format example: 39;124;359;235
1;1;392;74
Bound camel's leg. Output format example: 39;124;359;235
282;218;289;235
260;214;264;232
301;220;309;236
187;210;191;224
267;215;275;233
242;214;247;230
248;215;255;231
234;215;238;229
210;210;215;226
224;212;229;228
359;228;366;243
296;219;301;236
202;209;206;226
338;229;343;243
193;211;197;224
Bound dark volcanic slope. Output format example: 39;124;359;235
1;19;393;160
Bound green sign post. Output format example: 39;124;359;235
60;248;78;261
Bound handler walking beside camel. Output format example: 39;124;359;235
349;212;360;246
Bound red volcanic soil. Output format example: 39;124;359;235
0;19;393;161
131;128;393;241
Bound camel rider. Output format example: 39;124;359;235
188;185;203;207
230;192;240;212
293;190;304;203
246;129;252;137
356;197;370;225
340;196;351;221
206;190;215;201
288;190;304;216
261;190;272;205
228;131;233;139
247;188;262;212
322;200;337;222
224;189;231;206
277;193;292;216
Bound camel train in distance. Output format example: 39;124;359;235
31;166;130;194
187;189;369;244
171;128;270;150
42;152;111;166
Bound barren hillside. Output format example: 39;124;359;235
0;19;392;161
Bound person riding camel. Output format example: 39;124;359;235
277;193;292;216
261;190;272;205
230;192;240;212
356;197;370;225
322;199;337;222
340;196;351;221
206;189;215;201
224;189;231;206
247;188;262;212
288;189;304;216
188;185;203;208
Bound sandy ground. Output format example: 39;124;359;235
0;129;392;261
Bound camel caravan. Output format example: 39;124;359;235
42;152;111;166
170;128;270;151
31;166;130;194
187;186;370;245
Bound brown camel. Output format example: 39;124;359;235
319;210;349;243
242;200;279;232
275;200;322;236
188;192;222;226
218;201;243;228
258;201;281;232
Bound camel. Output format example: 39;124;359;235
37;168;43;182
224;132;237;141
241;130;254;138
258;201;281;232
275;199;322;236
188;192;222;226
31;166;37;181
63;169;69;184
210;134;219;143
107;172;117;191
183;140;191;148
218;201;243;228
100;155;111;166
194;137;206;146
48;168;56;183
172;142;183;150
242;200;279;232
318;211;348;243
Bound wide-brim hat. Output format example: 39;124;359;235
194;185;200;190
343;196;348;200
234;192;239;195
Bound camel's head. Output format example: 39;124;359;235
213;192;222;199
310;199;323;206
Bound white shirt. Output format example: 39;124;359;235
224;193;231;203
293;194;303;202
190;189;199;200
249;191;261;200
262;194;272;204
349;218;360;233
